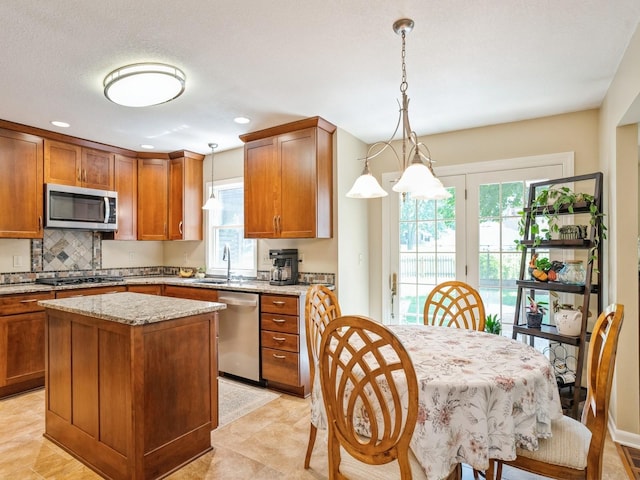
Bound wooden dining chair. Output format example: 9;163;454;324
318;315;458;480
495;303;625;480
303;285;342;469
423;280;486;331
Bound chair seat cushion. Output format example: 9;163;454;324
515;415;592;470
339;446;429;480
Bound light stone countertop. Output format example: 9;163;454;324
38;292;226;326
0;277;324;296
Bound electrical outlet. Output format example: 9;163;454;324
183;252;188;264
129;252;135;262
262;253;270;264
12;255;23;267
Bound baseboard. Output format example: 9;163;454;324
609;415;640;449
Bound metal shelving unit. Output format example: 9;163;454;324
512;172;603;418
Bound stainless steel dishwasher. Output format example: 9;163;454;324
217;291;261;383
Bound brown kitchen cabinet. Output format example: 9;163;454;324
114;154;138;240
260;293;310;397
240;116;335;239
0;291;54;398
137;157;169;240
44;139;114;190
55;285;127;299
168;151;204;240
0;128;44;238
127;284;163;296
163;285;219;302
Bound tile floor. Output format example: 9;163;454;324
0;387;630;479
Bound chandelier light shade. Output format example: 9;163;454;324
202;143;218;210
103;62;186;107
346;159;388;198
346;18;451;201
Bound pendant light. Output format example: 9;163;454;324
346;18;451;201
202;143;218;210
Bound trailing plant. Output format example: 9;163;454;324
516;186;606;266
484;314;502;335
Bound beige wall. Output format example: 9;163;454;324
0;239;31;272
599;20;640;443
366;109;600;320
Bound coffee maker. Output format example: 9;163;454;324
269;249;298;286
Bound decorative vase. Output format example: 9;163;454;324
558;260;586;285
526;312;543;328
555;309;582;336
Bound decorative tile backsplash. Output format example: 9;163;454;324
0;229;335;286
42;230;101;271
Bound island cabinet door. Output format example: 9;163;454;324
45;308;217;480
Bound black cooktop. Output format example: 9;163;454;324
35;276;124;286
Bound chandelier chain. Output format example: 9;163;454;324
400;31;408;94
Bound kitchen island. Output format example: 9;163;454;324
39;292;226;480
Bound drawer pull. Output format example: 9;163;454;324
19;299;40;303
272;300;286;306
271;318;286;324
272;353;286;359
272;336;286;342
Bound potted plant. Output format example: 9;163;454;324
484;314;502;335
516;185;606;266
526;295;548;328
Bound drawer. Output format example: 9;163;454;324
0;291;54;315
163;285;219;301
261;330;299;353
262;347;299;385
261;313;299;334
261;294;298;315
127;284;163;296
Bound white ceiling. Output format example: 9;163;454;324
2;0;639;155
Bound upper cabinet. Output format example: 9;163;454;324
0;128;44;238
44;139;114;191
137;157;169;240
168;151;204;241
113;154;137;240
240;116;336;239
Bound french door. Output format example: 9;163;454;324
383;155;569;327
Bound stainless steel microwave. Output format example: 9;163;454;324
45;183;117;231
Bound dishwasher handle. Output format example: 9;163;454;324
218;296;258;307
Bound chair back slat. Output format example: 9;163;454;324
583;303;624;477
423;280;486;331
319;315;418;479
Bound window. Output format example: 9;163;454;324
205;178;256;277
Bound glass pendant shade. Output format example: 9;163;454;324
392;162;451;200
104;63;186;107
346;172;388;198
202;194;217;210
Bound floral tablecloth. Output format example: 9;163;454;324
311;324;562;480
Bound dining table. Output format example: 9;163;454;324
311;323;563;480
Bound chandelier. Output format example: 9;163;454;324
346;19;451;200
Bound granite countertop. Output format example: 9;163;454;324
39;292;226;326
0;277;323;296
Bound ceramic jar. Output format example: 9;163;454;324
558;260;586;285
555;308;582;336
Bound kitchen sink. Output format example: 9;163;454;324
188;278;229;285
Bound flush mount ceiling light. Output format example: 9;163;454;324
202;143;218;210
346;18;451;201
103;62;186;107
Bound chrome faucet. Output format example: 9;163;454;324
222;243;231;281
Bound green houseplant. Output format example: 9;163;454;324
516;186;606;266
484;314;502;335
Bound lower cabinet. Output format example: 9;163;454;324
163;285;218;302
0;291;54;398
260;294;310;397
127;284;163;296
